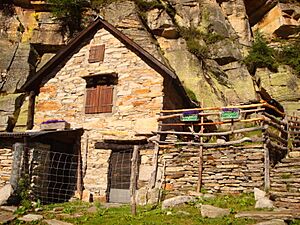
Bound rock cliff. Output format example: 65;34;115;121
0;0;299;131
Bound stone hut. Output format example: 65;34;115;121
18;16;194;203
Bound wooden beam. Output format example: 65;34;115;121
161;103;265;113
154;126;263;137
197;108;204;193
264;120;288;134
265;130;288;145
76;139;83;200
160;117;264;126
26;91;36;130
157;137;256;147
158;108;265;121
263;127;270;192
262;112;287;126
130;145;139;216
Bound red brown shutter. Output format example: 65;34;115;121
85;87;97;113
85;85;113;114
99;85;113;113
88;45;105;63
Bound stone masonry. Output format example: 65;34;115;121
159;145;265;198
34;28;165;200
0;148;13;188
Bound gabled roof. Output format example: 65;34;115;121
20;16;195;107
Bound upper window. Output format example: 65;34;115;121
84;74;117;114
88;45;105;63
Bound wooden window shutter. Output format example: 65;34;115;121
88;45;105;63
98;85;113;113
85;85;113;114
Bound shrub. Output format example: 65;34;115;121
134;0;164;11
244;32;278;74
277;41;300;76
47;0;88;36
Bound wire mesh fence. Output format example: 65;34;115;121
15;144;79;204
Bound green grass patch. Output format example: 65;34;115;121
11;194;259;225
193;193;256;213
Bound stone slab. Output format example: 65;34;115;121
236;210;300;220
44;219;73;225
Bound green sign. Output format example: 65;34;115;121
181;114;199;122
181;110;200;122
220;108;240;120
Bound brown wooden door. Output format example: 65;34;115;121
108;150;133;203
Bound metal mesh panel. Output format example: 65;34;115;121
26;146;78;204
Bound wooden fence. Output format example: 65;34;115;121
151;101;289;192
288;115;300;151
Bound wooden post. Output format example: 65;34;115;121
197;101;204;192
10;143;24;190
149;114;162;189
76;139;83;200
263;124;270;191
130;145;139;216
26;91;36;130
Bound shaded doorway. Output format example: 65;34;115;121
108;149;133;203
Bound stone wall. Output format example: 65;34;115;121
34;27;170;196
159;145;265;198
0;146;13;188
34;28;165;139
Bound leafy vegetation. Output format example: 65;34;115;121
244;33;278;74
134;0;164;11
245;33;300;76
277;40;300;76
47;0;89;35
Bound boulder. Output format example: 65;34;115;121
254;188;274;209
18;214;43;222
0;184;13;206
200;204;230;218
162;196;195;209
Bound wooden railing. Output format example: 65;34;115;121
288;115;300;151
151;101;289;192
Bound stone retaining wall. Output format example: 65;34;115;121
159;145;265;197
0;147;13;188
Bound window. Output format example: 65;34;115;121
88;45;105;63
84;74;117;114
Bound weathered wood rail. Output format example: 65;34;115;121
152;101;289;193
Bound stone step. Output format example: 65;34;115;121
274;202;300;209
235;210;300;220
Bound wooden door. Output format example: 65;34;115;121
108;149;133;203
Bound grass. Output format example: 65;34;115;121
8;194;261;225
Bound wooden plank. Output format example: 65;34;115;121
160;117;264;126
158;108;265;121
266;139;288;151
26;91;36;130
157;137;257;147
264;120;288;134
263;127;270;191
154;126;263;137
149;114;162;189
76;139;83;200
265;130;288;145
197;110;204;193
130;145;139;216
161;103;265;113
262;112;287;126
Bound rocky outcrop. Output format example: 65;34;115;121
254;3;300;38
255;66;300;113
